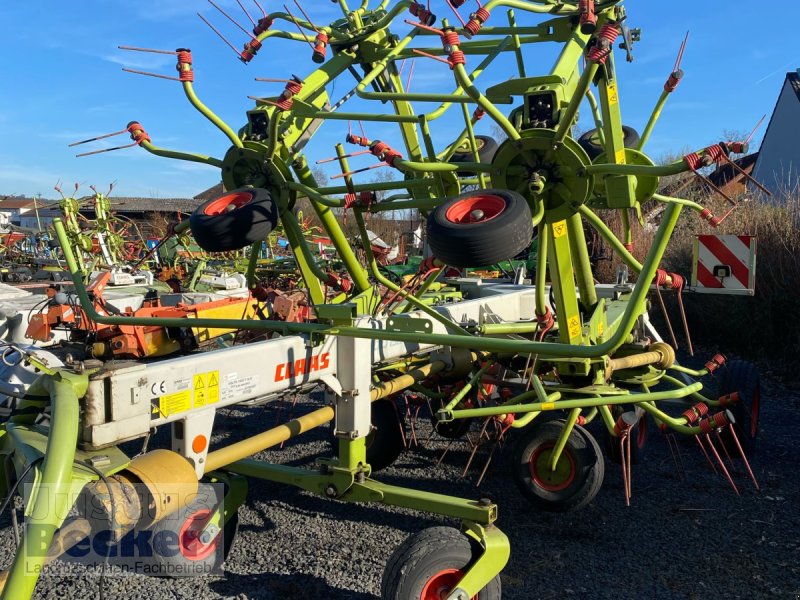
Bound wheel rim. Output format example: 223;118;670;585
456;138;486;153
750;384;760;438
529;442;576;491
178;509;218;561
421;569;476;600
203;191;254;216
445;195;506;224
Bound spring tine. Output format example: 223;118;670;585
255;77;295;83
406;58;416;92
197;13;246;59
745;114;766;145
673;31;689;72
721;153;773;196
208;0;257;39
654;284;679;350
665;433;685;480
704;434;739;495
253;0;267;18
121;68;181;81
68;128;128;147
330;162;388;179
293;0;319;32
411;48;452;66
463;418;491;476
476;440;498;486
626;433;633;502
283;4;315;48
694;434;718;474
676;291;694;356
727;424;760;490
75;142;138;158
236;0;257;26
316;149;371;164
715;430;737;471
117;45;178;55
445;0;467;27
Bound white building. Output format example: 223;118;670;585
752;71;800;198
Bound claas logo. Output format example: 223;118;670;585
275;352;331;381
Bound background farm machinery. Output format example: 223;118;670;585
0;1;766;599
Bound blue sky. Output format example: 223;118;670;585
0;1;797;200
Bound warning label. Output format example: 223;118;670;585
193;370;219;408
567;316;582;339
158;390;192;417
552;221;567;239
607;80;619;104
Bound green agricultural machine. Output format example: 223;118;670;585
0;1;763;598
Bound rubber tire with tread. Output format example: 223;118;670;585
365;398;407;471
381;526;502;600
189;187;278;252
578;126;640;160
450;135;499;175
513;419;604;512
430;395;474;440
427;189;533;268
329;398;406;472
717;360;761;455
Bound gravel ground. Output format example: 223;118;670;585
2;362;799;599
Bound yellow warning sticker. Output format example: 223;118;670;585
541;402;556;411
159;390;192;417
568;316;582;339
607;80;619;104
597;321;605;336
193;371;220;407
615;148;627;165
208;371;220;404
552;221;567;239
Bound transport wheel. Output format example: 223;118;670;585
578;125;640;160
513;419;604;512
450;135;499;175
602;407;649;465
189;187;278;252
717;360;761;455
146;498;239;576
365;398;407;471
381;526;502;600
427;189;533;268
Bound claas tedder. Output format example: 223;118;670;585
0;1;764;598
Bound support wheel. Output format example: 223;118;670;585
145;497;239;576
189;187;278;252
450;135;499;176
578;125;640;160
717;360;761;455
381;526;502;600
430;395;474;440
365;398;407;471
513;419;604;512
427;189;533;268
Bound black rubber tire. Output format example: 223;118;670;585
602;408;649;465
717;360;761;456
450;135;499;175
427;189;533;268
513;419;604;512
430;395;474;440
144;497;239;576
381;526;502;600
189;187;278;252
329;398;406;472
578;125;640;160
365;398;407;471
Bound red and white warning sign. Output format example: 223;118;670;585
690;235;756;295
